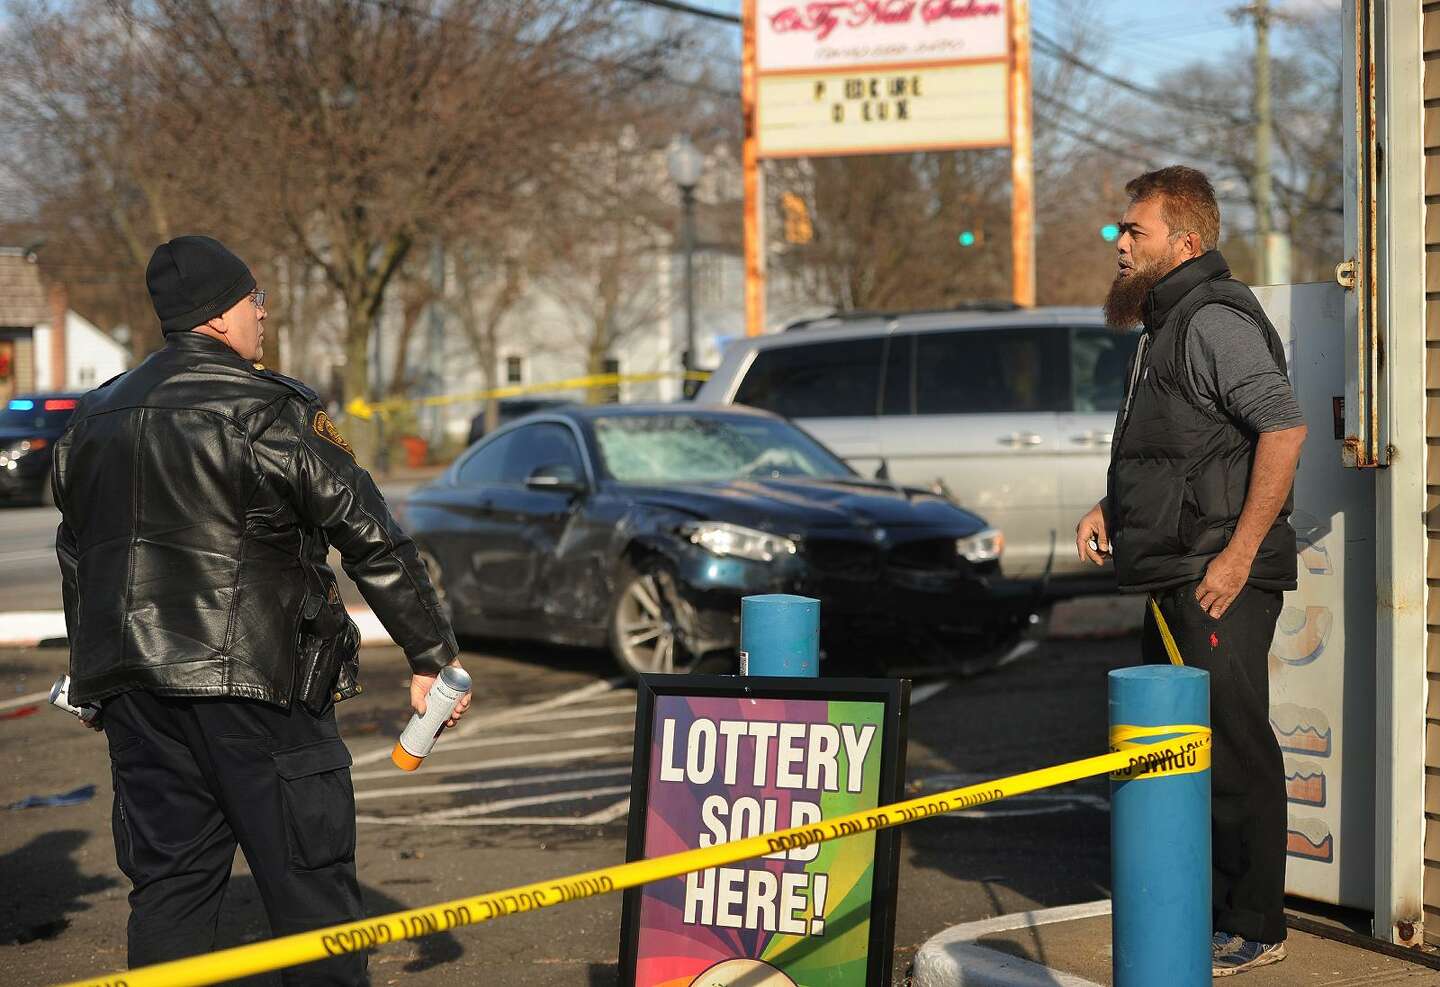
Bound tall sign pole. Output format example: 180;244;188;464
1010;0;1035;308
742;1;766;336
748;0;1014;324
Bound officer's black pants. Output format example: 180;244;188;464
1142;580;1288;945
103;690;368;985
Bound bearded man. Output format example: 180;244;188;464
1074;166;1307;977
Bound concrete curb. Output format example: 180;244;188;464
912;900;1111;987
0;607;395;648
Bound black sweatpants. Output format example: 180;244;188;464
103;690;367;985
1142;580;1288;945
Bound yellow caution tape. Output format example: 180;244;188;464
1148;596;1185;666
1110;723;1211;780
345;370;713;421
56;728;1210;987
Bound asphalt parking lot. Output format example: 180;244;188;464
0;496;1142;986
0;628;1138;987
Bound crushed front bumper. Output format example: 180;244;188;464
665;537;1042;668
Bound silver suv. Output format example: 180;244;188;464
697;307;1140;585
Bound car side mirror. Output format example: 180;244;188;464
526;463;586;494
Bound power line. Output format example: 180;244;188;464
621;0;740;25
1032;29;1253;125
1034;91;1241;172
354;0;738;99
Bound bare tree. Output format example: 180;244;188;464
535;129;678;400
1;0;692;425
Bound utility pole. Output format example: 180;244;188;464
1253;0;1273;284
428;239;445;445
1235;0;1288;283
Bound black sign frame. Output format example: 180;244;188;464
618;674;909;987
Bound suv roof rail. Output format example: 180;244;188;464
782;301;1022;331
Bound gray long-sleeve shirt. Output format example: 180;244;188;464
1182;304;1304;433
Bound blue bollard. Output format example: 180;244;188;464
739;594;819;677
1109;665;1211;987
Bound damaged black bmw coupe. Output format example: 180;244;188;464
403;405;1039;677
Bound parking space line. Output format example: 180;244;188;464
0;688;54;712
583;798;632;825
354;765;630;801
356;811;626;828
0;610;66;646
358;784;632;825
348;744;634;782
349;675;629;767
450;676;628;737
481;702;636;725
424;723;632;757
911;681;950;706
0;548;57;564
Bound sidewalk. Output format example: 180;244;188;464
913;901;1440;986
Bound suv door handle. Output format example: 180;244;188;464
999;432;1044;447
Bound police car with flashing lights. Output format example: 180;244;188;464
0;393;83;505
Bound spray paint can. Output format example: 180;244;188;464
49;675;101;724
391;665;471;772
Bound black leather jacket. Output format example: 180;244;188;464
53;332;457;706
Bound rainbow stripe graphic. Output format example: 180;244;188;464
635;695;885;987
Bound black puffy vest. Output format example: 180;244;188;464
1106;251;1297;593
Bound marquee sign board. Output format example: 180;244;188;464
619;675;909;986
753;0;1012;158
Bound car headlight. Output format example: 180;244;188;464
683;522;797;563
956;528;1004;563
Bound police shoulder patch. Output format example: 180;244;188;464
312;410;354;457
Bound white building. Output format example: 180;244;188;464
33;307;131;391
0;248;129;397
276;139;827;447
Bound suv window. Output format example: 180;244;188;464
1071;328;1140;413
499;423;584;485
915;328;1068;415
733;338;883;418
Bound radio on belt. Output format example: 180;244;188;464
49;674;102;724
392;665;471;771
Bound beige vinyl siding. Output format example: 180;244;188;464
11;335;35;394
1424;0;1440;943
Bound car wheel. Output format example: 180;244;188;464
609;562;695;678
418;549;454;625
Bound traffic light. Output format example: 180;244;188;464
958;229;982;247
1100;223;1120;243
782;193;813;244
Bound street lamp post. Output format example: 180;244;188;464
667;135;704;380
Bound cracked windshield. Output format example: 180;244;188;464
593;414;852;484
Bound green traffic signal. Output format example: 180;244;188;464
1100;223;1120;243
958;230;977;247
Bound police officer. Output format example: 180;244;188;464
52;235;469;985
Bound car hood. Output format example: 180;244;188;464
620;477;988;534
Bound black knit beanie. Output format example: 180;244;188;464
146;235;257;334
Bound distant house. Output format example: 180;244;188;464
0;248;48;401
0;247;129;398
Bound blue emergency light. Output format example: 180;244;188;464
8;399;34;411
